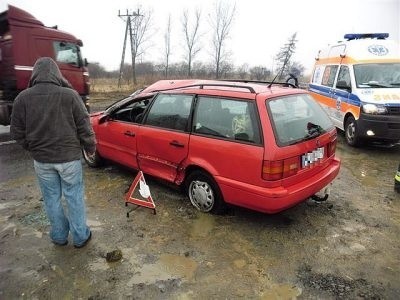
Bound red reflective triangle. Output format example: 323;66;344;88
125;171;155;210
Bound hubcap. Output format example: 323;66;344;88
83;149;95;164
189;180;214;212
347;122;355;142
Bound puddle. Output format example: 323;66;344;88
87;219;103;227
190;213;215;238
88;257;112;272
336;144;398;188
127;254;198;285
233;259;247;269
0;221;16;233
0;202;14;210
261;284;302;299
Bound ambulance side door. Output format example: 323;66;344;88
319;65;339;123
332;65;352;128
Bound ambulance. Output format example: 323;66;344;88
309;33;400;146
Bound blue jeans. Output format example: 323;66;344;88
34;160;91;246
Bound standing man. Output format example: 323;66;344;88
10;57;95;248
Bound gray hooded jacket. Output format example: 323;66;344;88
10;57;95;163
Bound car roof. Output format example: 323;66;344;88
138;79;307;100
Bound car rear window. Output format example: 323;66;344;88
267;94;333;146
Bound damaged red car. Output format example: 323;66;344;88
84;79;340;214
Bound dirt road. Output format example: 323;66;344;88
1;93;399;299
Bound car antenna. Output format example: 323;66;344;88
268;68;283;88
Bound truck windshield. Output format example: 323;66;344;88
53;41;80;66
354;63;400;88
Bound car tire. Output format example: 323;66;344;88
82;148;104;168
185;170;227;214
345;116;362;147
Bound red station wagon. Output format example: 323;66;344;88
84;80;341;214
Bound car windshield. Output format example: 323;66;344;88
267;94;333;146
354;63;400;88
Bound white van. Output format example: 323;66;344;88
309;33;400;146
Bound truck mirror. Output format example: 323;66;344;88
84;58;89;67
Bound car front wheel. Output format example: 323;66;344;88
185;170;227;214
345;116;362;147
82;148;103;168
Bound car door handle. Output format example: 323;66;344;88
124;131;135;137
169;140;184;148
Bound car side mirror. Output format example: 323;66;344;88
98;114;110;124
336;80;351;92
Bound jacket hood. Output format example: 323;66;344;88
29;57;72;88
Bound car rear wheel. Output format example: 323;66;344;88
82;148;104;168
345;116;362;147
185;170;227;214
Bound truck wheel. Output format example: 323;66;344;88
345;116;361;147
82;148;103;168
185;170;227;214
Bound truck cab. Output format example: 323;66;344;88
309;33;400;146
0;5;90;125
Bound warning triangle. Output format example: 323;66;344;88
125;171;156;215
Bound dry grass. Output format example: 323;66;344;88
90;78;138;93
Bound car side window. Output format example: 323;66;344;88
144;94;193;131
321;65;339;87
336;66;351;90
112;99;151;123
193;96;261;144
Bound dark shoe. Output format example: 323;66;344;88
74;231;92;248
52;240;68;246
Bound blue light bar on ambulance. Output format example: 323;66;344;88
344;33;389;40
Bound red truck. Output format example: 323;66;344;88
0;5;90;125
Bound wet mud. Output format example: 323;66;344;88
0;95;399;299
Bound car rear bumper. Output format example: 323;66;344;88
218;157;341;214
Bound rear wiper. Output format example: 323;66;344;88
307;122;323;134
390;82;400;86
302;130;320;141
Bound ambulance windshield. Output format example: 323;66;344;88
354;63;400;88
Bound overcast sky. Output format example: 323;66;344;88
1;0;399;74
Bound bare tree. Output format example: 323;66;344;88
209;1;236;79
275;32;298;80
163;15;172;78
182;8;201;77
249;66;271;81
237;63;249;79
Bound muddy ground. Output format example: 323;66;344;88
0;92;399;299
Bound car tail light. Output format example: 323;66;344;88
262;157;299;181
327;137;337;157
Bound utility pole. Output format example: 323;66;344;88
118;9;142;88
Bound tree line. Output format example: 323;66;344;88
88;1;305;85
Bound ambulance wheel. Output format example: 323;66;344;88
82;148;104;168
185;170;227;214
345;116;361;147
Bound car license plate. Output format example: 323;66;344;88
302;147;324;168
